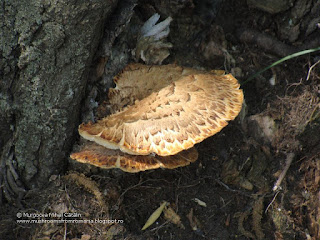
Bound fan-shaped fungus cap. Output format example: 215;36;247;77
70;143;198;172
79;64;244;156
108;63;205;113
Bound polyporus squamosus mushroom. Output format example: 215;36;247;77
70;143;198;173
71;64;243;172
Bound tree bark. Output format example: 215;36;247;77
0;0;118;190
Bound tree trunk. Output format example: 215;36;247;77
0;0;118;191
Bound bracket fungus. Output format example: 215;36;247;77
71;64;244;172
70;143;198;173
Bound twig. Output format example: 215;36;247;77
114;178;148;210
265;190;280;213
63;222;67;240
215;179;253;198
306;59;320;80
273;153;295;191
236;28;296;57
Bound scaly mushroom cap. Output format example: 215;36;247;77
70;143;198;173
79;64;244;156
108;63;205;113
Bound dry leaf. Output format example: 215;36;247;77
192;198;207;207
187;208;201;231
163;206;185;229
141;201;168;230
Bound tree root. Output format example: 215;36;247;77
0;139;26;207
273;152;295;191
236;28;297;57
237;28;320;58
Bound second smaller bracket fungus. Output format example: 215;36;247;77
70;142;198;173
79;64;244;157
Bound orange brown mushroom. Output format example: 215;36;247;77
70;142;198;173
70;64;244;172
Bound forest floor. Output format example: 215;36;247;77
1;0;320;239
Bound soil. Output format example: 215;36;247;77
1;0;320;239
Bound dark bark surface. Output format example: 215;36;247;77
0;0;118;189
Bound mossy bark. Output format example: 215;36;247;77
0;0;118;189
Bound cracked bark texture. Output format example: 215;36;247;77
0;0;118;189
